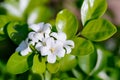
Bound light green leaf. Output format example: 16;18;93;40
47;62;60;73
56;9;78;39
0;15;10;41
81;0;107;25
32;55;46;74
81;19;117;41
78;52;97;75
7;21;28;45
59;54;77;72
71;37;94;56
6;52;33;74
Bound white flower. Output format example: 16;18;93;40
16;39;32;56
38;37;65;63
50;32;74;54
29;22;51;39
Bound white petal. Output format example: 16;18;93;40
47;54;56;63
50;32;58;39
35;33;44;41
40;46;49;56
65;40;74;48
21;47;31;56
55;47;65;57
43;23;51;34
46;37;55;47
64;45;72;54
35;42;42;51
29;22;44;32
28;32;38;42
58;32;66;41
16;41;28;52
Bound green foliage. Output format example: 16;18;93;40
7;21;29;45
81;0;107;25
0;15;9;41
71;37;94;56
6;52;33;74
81;19;117;41
56;9;78;39
32;54;46;74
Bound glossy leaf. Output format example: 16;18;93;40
81;19;117;41
90;45;107;75
56;9;78;39
6;52;33;74
47;62;60;73
71;37;94;56
7;21;29;45
59;54;77;72
0;15;9;41
78;52;97;75
81;0;107;25
32;55;46;74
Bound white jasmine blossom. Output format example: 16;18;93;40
16;39;32;56
29;22;51;38
50;32;74;54
40;37;65;63
16;22;75;63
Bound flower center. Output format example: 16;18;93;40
50;48;55;53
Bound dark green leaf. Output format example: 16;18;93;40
81;0;107;25
71;37;94;56
56;9;78;39
81;19;117;41
6;52;33;74
7;21;29;45
78;52;97;75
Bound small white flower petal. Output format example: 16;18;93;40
16;40;31;56
35;33;44;41
40;46;50;56
21;47;31;56
51;32;66;41
35;42;42;51
46;37;55;47
43;23;51;34
64;45;72;54
58;32;67;41
50;32;58;39
47;53;56;63
29;22;44;32
55;47;65;58
65;40;74;48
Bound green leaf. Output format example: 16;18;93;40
56;9;78;39
78;52;97;75
6;52;33;74
71;37;94;56
81;0;107;25
59;54;77;72
0;15;10;41
7;21;29;45
32;55;46;74
90;45;107;75
81;19;117;41
47;62;60;73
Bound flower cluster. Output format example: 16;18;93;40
16;22;74;63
